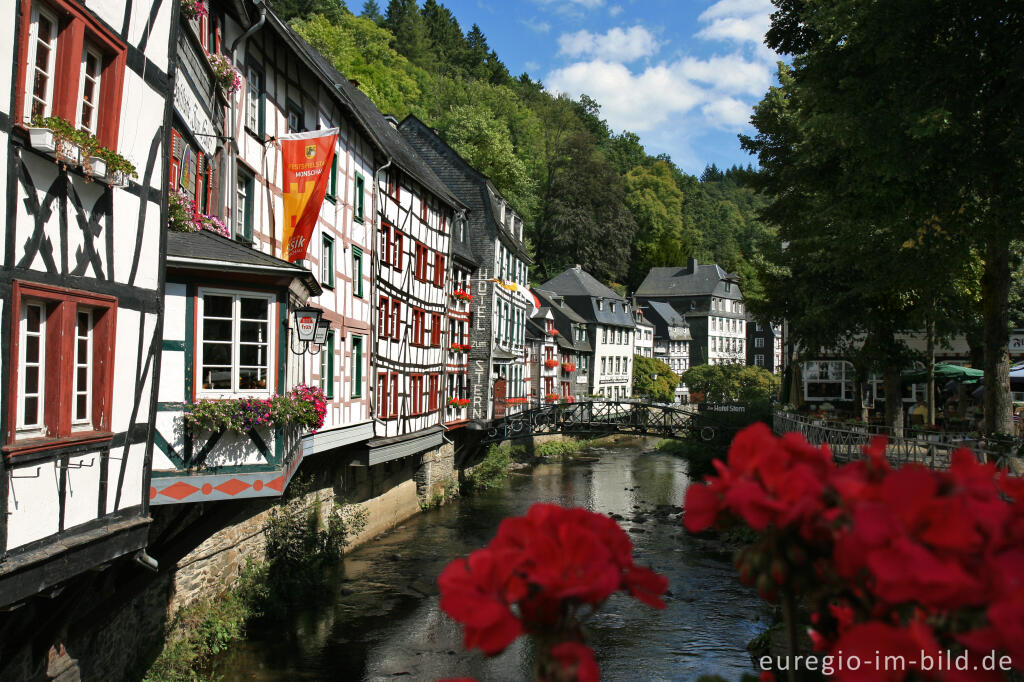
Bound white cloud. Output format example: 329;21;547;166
697;0;772;47
701;97;753;128
522;18;551;33
525;60;541;72
557;25;661;63
679;55;773;97
699;0;772;22
608;4;623;17
546;60;704;132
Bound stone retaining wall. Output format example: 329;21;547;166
0;440;458;681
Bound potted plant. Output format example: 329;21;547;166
96;146;138;187
545;393;560;403
544;359;559;369
561;362;576;373
208;53;241;95
452;288;473;302
180;0;207;21
28;116;83;166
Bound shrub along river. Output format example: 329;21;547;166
211;437;768;681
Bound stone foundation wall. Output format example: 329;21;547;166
0;439;459;681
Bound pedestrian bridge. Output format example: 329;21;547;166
478;400;742;444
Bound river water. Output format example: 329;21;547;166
212;438;768;681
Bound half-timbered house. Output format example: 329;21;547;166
0;0;172;604
152;2;376;504
399;116;531;421
532;288;592;401
444;215;476;428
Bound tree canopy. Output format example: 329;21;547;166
288;2;773;289
632;355;680;404
681;364;779;404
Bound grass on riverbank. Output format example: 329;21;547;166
142;479;367;682
462;439;590;493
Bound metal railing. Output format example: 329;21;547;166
772;411;997;470
482;400;700;443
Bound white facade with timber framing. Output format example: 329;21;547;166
152;1;337;505
398;116;532;421
0;0;172;605
371;118;465;464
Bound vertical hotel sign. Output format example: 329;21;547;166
281;129;338;262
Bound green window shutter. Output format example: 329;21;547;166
354;173;365;223
352;246;363;298
327;155;338;202
352;336;363;397
326;333;335;399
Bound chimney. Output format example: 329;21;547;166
687;257;699;273
383;114;399;129
349;79;360;89
575;263;581;270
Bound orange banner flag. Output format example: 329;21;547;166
281;129;338;262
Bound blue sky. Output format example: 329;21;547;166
435;0;781;176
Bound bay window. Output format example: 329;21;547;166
197;290;274;396
7;281;116;450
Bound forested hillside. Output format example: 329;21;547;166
275;0;775;295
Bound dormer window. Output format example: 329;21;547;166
611;302;617;313
724;282;732;293
598;300;604;311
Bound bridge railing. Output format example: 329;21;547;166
772;410;1004;470
482;400;698;443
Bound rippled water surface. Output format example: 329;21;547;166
213;439;768;681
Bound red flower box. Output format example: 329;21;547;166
561;362;576;372
447;397;470;407
452;289;473;302
450;343;472;352
506;397;529;405
544;359;560;369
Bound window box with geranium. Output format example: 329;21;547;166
450;343;471;352
208;53;242;95
180;0;208;21
184;385;327;436
547;328;559;336
544;359;559;370
447;397;470;408
506;397;528;405
562;362;576;373
27;116;138;186
168;188;229;237
452;289;473;302
545;393;560;403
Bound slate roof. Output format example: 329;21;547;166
539;267;635;328
398;115;531;264
263;10;465;213
636;258;742;299
532;289;586;324
642;300;693;342
166;230;321;296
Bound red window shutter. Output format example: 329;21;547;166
377;372;388;418
431;313;441;347
378;298;389;338
428;374;439;411
435;255;445;287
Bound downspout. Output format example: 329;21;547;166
369;157;393;422
228;1;267;243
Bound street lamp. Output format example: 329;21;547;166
290;306;327;355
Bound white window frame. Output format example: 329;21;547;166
72;307;94;427
25;4;59;123
77;42;103;135
197;289;276;397
17;301;47;435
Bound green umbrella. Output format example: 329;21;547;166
900;363;983;384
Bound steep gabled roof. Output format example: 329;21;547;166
532;289;587;324
263;10;465;213
398;115;531;263
637;259;741;299
541;266;624;300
